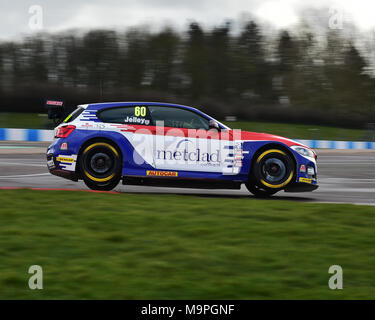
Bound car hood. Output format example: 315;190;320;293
240;130;309;148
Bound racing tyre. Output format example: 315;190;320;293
79;141;122;191
246;148;295;197
245;183;279;198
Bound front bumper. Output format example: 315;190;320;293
292;150;318;192
284;182;319;192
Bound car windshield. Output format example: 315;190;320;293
214;119;230;130
192;108;231;130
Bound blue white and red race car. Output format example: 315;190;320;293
46;102;318;196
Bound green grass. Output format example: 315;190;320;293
0;189;374;299
0;113;49;129
224;121;369;141
0;112;370;140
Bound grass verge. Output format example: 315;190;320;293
224;121;369;141
0;113;49;130
0;189;374;299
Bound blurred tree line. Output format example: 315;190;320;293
0;20;374;128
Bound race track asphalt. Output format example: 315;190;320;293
0;141;374;205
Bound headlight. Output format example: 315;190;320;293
291;145;315;159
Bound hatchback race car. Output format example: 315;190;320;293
46;102;318;196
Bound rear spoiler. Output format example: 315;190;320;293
45;99;65;125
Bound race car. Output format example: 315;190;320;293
46;102;318;196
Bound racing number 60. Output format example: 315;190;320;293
135;106;146;117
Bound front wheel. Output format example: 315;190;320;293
79;141;122;191
246;148;295;197
245;183;278;198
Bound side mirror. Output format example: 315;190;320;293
209;120;221;131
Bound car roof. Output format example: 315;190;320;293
80;101;230;130
83;102;200;112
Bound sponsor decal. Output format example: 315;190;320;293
156;148;220;163
156;140;221;165
60;142;68;150
307;167;315;175
300;164;306;173
235;160;242;167
46;100;63;106
110;124;136;131
56;154;77;171
147;171;178;177
47;159;55;169
81;123;94;128
56;156;75;163
124;116;150;125
299;177;312;184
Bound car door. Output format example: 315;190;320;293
149;106;241;175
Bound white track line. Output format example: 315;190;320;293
0;173;50;179
0;162;46;167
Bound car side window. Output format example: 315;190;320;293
98;106;152;126
149;106;210;130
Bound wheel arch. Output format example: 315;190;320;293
248;142;297;180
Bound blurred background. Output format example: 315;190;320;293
1;0;375;140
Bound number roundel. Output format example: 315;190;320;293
135;106;146;117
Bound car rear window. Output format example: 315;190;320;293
63;107;84;123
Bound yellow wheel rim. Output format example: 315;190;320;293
257;149;286;163
83;142;119;182
83;142;119;157
260;171;294;189
84;171;115;182
257;149;293;189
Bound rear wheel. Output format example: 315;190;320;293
79;141;122;191
246;148;295;197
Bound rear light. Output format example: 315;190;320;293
55;125;76;138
